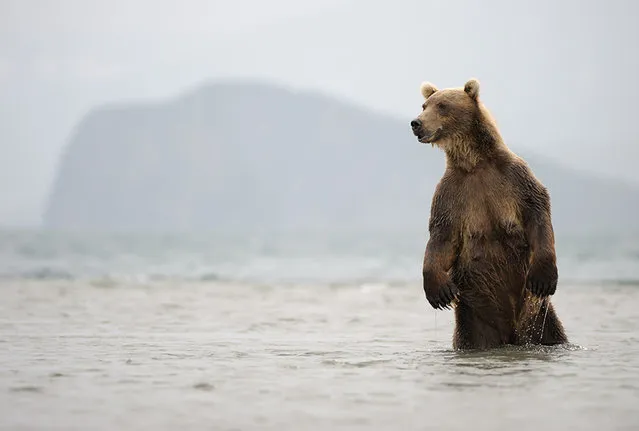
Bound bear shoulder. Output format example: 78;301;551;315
503;155;551;218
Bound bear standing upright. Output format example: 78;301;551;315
410;78;568;350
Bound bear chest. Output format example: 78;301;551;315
455;174;522;239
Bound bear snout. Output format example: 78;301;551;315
411;119;422;134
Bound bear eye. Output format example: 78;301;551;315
438;102;448;113
421;103;427;110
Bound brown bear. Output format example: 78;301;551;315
410;78;568;350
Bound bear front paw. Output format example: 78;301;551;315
423;271;459;310
526;258;558;297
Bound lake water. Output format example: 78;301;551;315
1;230;638;430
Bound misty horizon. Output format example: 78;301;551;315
2;0;639;227
38;80;639;235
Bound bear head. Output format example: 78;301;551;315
410;78;481;148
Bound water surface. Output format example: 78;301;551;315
1;231;638;430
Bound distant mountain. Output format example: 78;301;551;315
44;81;639;234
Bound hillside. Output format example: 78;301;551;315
44;82;639;234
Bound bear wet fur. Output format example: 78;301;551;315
411;78;568;350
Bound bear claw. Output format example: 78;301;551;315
526;258;558;298
425;280;459;310
527;278;557;297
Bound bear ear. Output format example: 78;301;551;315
420;82;438;100
464;78;480;100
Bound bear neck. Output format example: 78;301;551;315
443;104;507;172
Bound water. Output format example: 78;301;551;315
1;230;638;430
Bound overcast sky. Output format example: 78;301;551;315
1;0;638;226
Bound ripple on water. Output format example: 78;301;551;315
441;381;488;389
320;359;393;368
10;386;43;393
151;352;194;360
268;349;346;357
193;382;215;391
441;343;589;362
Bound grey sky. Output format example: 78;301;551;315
1;0;637;226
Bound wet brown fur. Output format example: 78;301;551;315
414;79;568;350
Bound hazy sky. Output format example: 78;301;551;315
1;0;638;226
